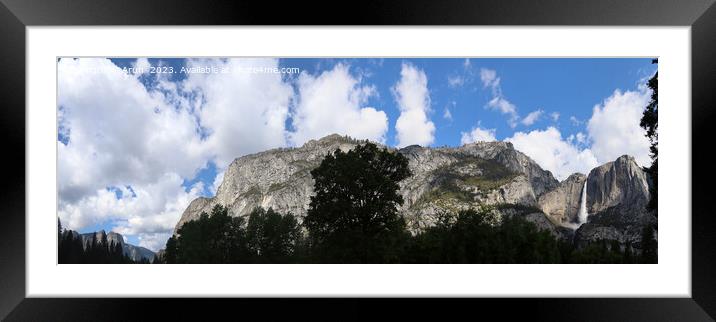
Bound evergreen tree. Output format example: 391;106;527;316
640;59;658;213
640;224;658;264
164;236;178;264
246;208;300;263
167;204;249;263
304;142;412;263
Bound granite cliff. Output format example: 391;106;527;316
173;134;656;248
64;229;156;262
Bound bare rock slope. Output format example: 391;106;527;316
174;134;655;247
175;134;559;234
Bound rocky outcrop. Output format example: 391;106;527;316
77;230;155;262
175;134;561;235
538;173;587;225
586;155;650;214
173;134;655;248
573;204;657;250
174;134;363;233
571;155;655;248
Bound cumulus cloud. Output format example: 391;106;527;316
57;58;299;250
586;88;651;166
393;63;435;147
576;132;587;144
461;126;497;144
58;173;204;251
57;58;220;250
289;63;388;145
57;58;208;204
510;85;652;179
521;109;544;126
506;127;599;181
183;58;293;167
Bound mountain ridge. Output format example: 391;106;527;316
174;134;655;248
63;229;156;262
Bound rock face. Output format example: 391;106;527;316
538;173;587;225
586;155;650;214
77;230;155;262
175;134;560;235
174;134;363;233
173;134;655;248
573;155;655;249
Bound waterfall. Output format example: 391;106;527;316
576;181;589;225
563;181;589;230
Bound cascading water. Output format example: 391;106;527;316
564;181;589;230
576;181;589;225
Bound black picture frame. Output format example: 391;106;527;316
1;0;714;320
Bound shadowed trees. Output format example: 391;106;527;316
640;59;658;213
156;142;645;264
163;206;300;264
303;142;412;263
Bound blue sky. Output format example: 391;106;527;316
58;57;656;250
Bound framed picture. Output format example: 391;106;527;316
2;0;715;319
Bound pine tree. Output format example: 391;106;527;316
640;224;658;264
640;59;658;214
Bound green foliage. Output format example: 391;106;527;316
405;208;561;264
165;204;248;264
246;207;301;263
57;230;137;264
569;240;625;264
640;224;658;264
163;205;302;264
304;142;412;263
640;59;658;213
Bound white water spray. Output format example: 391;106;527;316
563;181;589;230
576;181;589;225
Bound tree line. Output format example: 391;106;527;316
158;142;656;264
58;223;149;264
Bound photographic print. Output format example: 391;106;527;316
56;57;658;264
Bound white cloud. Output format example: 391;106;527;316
480;68;500;90
586;88;651;166
521;109;544;126
131;58;151;75
57;57;296;251
480;68;519;128
506;127;599;181
570;116;583;126
210;170;225;195
443;107;453;121
550;112;560;121
447;75;465;88
183;58;293;167
576;132;587;144
58;173;204;251
461;127;497;144
487;97;519;128
393;63;435;147
289;63;388;145
57;58;208;204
